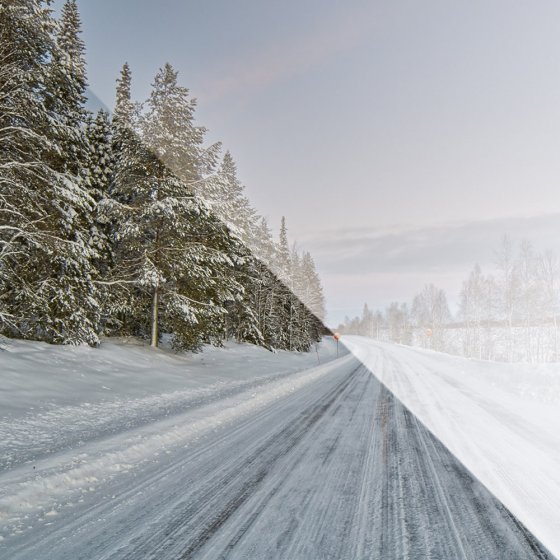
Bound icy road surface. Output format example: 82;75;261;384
0;339;553;559
345;335;560;559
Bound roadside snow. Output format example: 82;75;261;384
0;337;346;541
344;335;560;559
0;338;339;469
1;337;338;414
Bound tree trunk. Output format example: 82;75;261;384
151;286;159;348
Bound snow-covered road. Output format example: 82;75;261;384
0;338;553;559
345;336;560;559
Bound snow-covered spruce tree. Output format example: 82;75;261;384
301;251;325;344
276;216;291;280
273;217;322;351
42;0;99;344
203;151;264;345
289;248;308;351
0;0;99;345
46;0;88;166
273;216;295;349
249;217;282;347
242;215;325;352
210;152;257;242
85;109;114;286
300;251;326;325
99;63;149;336
111;62;134;157
289;248;325;351
106;64;245;350
86;110;113;204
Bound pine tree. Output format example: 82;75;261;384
110;62;135;179
86;110;113;203
203;151;265;345
0;0;99;345
276;216;291;280
85;109;114;318
300;251;326;328
99;63;148;336
210;152;257;242
0;0;54;334
272;218;294;349
249;218;281;347
106;64;245;350
289;248;305;350
45;0;89;176
42;0;99;344
54;0;87;120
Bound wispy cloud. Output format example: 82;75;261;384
198;3;376;104
304;212;560;276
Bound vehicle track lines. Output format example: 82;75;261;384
4;356;555;559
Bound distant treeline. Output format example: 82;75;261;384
339;237;560;363
0;1;325;351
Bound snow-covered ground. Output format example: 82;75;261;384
0;338;343;544
0;337;339;469
1;337;341;416
0;336;547;559
344;335;560;559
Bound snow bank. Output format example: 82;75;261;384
1;337;340;415
0;337;342;469
0;337;348;540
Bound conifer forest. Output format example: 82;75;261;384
0;0;326;352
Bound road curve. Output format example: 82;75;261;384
4;359;553;559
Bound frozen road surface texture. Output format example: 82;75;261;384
0;337;554;559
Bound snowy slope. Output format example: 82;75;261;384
344;335;560;559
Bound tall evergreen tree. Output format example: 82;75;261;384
100;63;148;336
276;216;291;280
106;64;245;350
210;151;256;242
42;0;99;344
53;1;86;119
0;0;54;333
249;218;280;347
86;110;113;205
0;0;99;345
300;251;325;324
45;0;88;175
85;109;114;298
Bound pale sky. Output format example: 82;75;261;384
65;0;560;324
